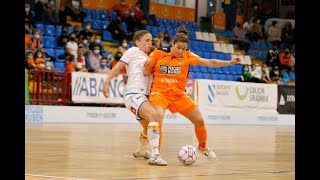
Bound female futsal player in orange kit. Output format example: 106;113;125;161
144;32;240;161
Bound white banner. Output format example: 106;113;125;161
197;80;278;110
71;72;125;104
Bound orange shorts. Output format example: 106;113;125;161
149;92;197;116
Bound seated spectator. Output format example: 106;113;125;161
250;64;261;81
58;26;70;47
89;34;105;54
279;47;292;71
65;32;79;59
95;57;111;73
281;21;294;50
79;21;93;42
125;10;139;33
25;24;33;51
72;25;81;36
160;32;171;48
117;39;129;54
110;51;126;75
265;46;280;68
75;46;88;72
240;64;259;82
134;2;144;21
44;0;60;25
26;51;36;70
86;43;103;72
267;21;281;48
34;0;46;22
64;0;87;22
107;15;127;41
112;0;130;19
34;50;46;70
232;23;250;53
31;29;43;52
25;2;35;29
269;66;281;84
259;63;272;84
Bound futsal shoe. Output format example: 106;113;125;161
198;146;218;161
133;149;150;159
148;154;167;166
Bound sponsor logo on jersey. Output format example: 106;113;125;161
160;65;181;74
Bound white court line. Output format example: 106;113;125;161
25;174;92;180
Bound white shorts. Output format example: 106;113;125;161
124;93;148;121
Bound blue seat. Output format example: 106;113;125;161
44;36;55;48
101;20;110;30
92;20;102;29
222;66;230;74
218;74;226;81
91;9;100;20
200;66;208;73
45;25;56;36
235;64;243;74
100;10;109;20
46;48;55;57
211;73;218;80
215;67;223;74
199;41;206;51
282;72;289;79
188;72;195;79
83;8;91;18
54;62;65;72
229;65;236;75
203;51;211;59
195;72;203;79
192;66;200;72
210;52;217;59
103;30;113;41
189;31;196;40
55;25;62;36
226;74;233;81
205;42;214;51
55;49;65;59
289;72;295;80
203;73;211;79
233;74;240;81
35;23;45;35
195;50;203;58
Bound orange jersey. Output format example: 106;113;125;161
149;49;200;95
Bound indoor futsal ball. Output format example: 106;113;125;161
178;145;198;165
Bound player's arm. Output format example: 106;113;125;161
143;51;158;76
102;61;126;98
197;57;240;67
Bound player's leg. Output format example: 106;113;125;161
133;119;150;159
176;95;218;161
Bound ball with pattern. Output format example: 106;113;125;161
178;145;198;165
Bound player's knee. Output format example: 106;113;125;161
194;117;205;126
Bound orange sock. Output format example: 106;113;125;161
158;123;162;152
194;125;207;150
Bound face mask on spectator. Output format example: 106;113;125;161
25;7;30;12
244;67;249;71
122;42;127;47
37;54;42;58
94;50;100;54
49;1;54;6
130;12;135;16
120;2;125;5
34;34;40;39
94;39;101;44
82;39;88;44
85;26;91;30
100;63;106;68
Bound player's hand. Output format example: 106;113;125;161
230;57;241;65
102;81;110;98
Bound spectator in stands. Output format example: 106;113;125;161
26;51;36;70
117;39;129;54
31;29;43;52
41;48;56;62
112;0;130;19
58;26;69;47
79;35;91;55
44;0;60;25
25;2;35;29
267;21;281;49
134;2;144;21
79;21;93;42
66;32;79;59
86;43;103;72
259;63;272;84
125;10;139;33
243;17;254;35
89;34;105;54
152;37;161;49
107;15;127;41
64;0;87;22
58;5;68;26
265;46;280;68
289;52;295;67
110;51;126;75
95;57;111;73
249;1;260;19
25;24;33;51
240;64;259;82
75;46;88;72
279;47;292;71
269;66;281;83
249;18;263;42
34;0;46;22
281;21;294;50
250;64;261;81
72;25;81;37
232;23;250;53
34;49;46;70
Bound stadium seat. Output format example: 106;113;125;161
54;62;65;72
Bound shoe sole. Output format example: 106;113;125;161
133;152;149;159
148;162;167;166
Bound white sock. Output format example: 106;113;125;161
147;122;160;157
138;132;148;153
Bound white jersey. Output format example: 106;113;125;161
120;47;152;95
